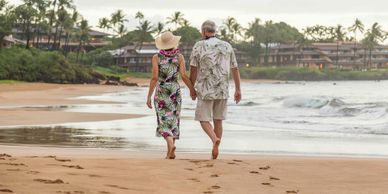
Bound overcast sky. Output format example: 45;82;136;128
8;0;388;33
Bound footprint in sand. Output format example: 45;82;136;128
259;165;271;170
56;191;84;194
0;163;27;167
98;191;111;194
261;182;272;186
0;154;12;158
269;176;280;181
55;158;71;162
0;189;13;193
184;168;194;171
203;191;213;194
249;171;260;174
88;174;102;178
233;159;243;163
211;185;221;190
189;160;208;165
105;184;129;190
34;179;65;184
210;174;219;178
187;178;200;182
202;164;214;168
286;190;299;193
26;171;40;175
227;162;237;165
62;165;84;169
6;169;21;172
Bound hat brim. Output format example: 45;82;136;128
155;35;181;50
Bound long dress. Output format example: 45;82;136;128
154;52;182;139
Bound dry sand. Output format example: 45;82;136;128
1;146;388;194
1;82;388;194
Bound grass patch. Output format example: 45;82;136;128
0;80;24;84
92;66;151;80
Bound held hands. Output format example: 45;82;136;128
190;89;197;101
234;89;241;104
146;97;152;109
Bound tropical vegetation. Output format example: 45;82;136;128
1;0;388;82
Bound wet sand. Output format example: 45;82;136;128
1;146;388;194
0;83;141;126
1;82;388;194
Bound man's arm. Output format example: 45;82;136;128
232;68;241;104
189;66;197;100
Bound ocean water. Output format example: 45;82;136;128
1;81;388;157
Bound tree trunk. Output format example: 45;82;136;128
57;28;63;51
47;0;57;49
264;43;269;65
76;41;82;63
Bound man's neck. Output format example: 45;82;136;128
204;33;216;40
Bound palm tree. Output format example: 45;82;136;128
110;9;127;27
46;0;57;49
224;17;237;41
135;19;154;69
362;23;387;69
98;17;111;34
14;3;37;49
348;18;365;58
31;0;49;48
55;7;69;50
52;0;73;49
332;25;346;68
154;21;165;36
134;11;144;22
181;19;190;27
167;11;184;30
75;19;90;62
0;0;14;48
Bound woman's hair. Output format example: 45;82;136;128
163;48;175;51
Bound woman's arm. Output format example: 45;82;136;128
146;55;159;109
178;54;196;99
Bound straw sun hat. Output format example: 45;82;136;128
155;31;181;50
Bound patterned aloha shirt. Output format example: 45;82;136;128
190;37;238;100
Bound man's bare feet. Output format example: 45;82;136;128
212;138;221;160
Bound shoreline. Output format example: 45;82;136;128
0;83;143;126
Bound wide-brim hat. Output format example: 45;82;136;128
155;31;181;50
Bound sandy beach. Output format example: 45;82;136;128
0;83;142;126
1;82;388;194
1;146;388;194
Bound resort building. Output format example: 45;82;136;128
259;42;388;69
111;43;249;72
11;27;111;51
1;35;15;48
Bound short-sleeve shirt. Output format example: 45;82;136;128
190;37;238;100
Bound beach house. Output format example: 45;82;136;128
259;42;388;69
1;35;15;48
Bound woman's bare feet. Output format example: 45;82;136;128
212;138;221;160
169;146;176;159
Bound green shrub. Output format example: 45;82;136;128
0;47;104;83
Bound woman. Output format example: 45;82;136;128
147;31;196;159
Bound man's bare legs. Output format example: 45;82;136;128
213;119;223;139
200;121;221;159
165;136;176;159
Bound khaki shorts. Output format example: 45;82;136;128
195;99;228;121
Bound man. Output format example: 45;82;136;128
190;20;242;159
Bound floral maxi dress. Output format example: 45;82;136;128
154;52;181;139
